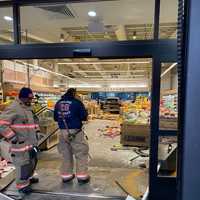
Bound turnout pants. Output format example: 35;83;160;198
58;129;89;180
11;148;38;190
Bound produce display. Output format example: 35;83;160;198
121;96;151;125
120;95;177;126
0;100;12;112
160;94;177;119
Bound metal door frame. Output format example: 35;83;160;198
0;1;178;200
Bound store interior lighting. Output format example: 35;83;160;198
161;62;177;78
84;75;145;78
75;70;146;73
4;16;13;21
69;84;101;88
15;60;87;84
58;61;150;65
133;31;137;40
109;84;148;88
88;11;97;17
60;33;65;42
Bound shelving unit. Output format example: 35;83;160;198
161;90;177;112
35;92;61;107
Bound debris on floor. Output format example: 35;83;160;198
115;169;148;199
98;125;121;139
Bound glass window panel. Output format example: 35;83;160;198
159;63;178;130
159;0;178;39
0;6;13;44
20;0;155;44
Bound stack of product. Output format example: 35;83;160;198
120;97;150;147
121;96;151;125
84;100;101;120
0;101;12;112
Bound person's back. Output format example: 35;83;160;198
54;88;90;184
54;91;87;130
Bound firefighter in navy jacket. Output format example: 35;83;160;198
54;88;90;183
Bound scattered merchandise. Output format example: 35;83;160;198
98;125;121;139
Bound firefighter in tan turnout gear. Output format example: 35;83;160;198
54;88;90;184
0;88;39;194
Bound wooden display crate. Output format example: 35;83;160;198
120;122;150;147
160;118;177;130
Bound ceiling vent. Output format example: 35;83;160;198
37;4;76;19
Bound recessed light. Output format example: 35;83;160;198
88;11;96;17
4;16;13;21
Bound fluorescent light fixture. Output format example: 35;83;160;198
109;84;147;88
69;84;101;88
161;63;177;78
75;70;145;73
88;11;97;17
90;79;145;81
84;75;145;78
15;60;87;84
58;61;150;65
4;16;13;21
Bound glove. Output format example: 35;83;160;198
29;147;38;159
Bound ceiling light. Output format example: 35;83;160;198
74;70;145;73
109;84;147;88
161;63;177;78
133;31;137;40
60;33;65;42
88;11;97;17
69;84;101;88
84;75;145;78
90;79;145;81
4;16;13;21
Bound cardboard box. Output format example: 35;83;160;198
120;122;150;147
